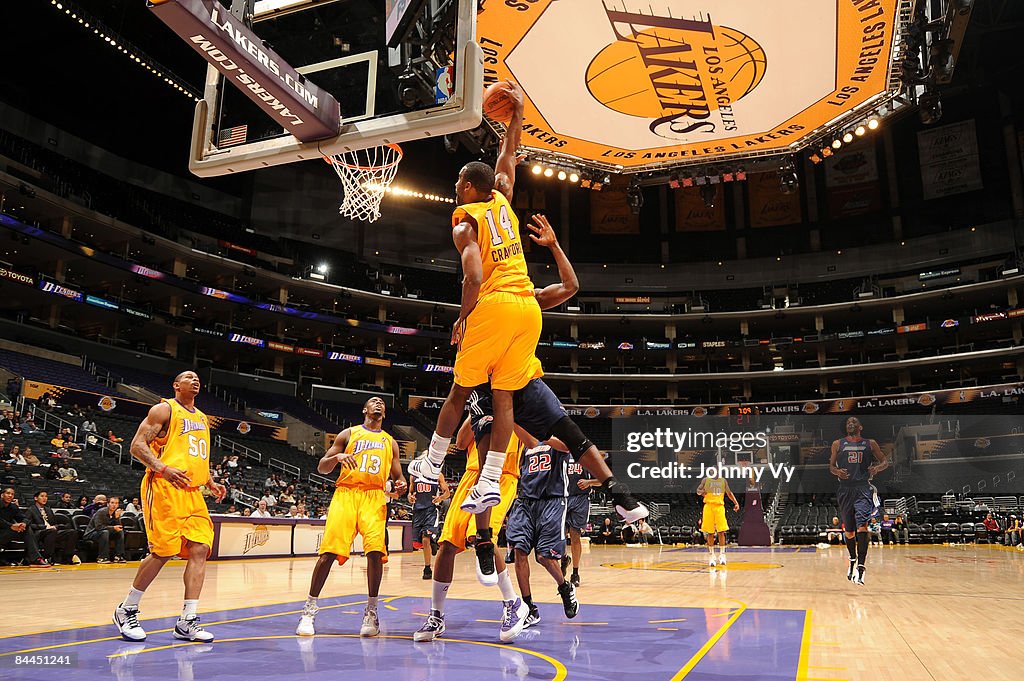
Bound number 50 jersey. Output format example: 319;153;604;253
336;425;394;490
152;398;211;488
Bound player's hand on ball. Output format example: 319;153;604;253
504;79;524;109
336;452;358;469
528;214;558;248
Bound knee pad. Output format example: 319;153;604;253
549;416;593;458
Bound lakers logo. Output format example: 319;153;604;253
236;421;251;435
243;525;270;554
98;396;117;412
586;10;766;139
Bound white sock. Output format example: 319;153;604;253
480;450;505;483
305;595;318;610
497;569;517;601
181;600;198;620
122;587;145;609
707;545;715;555
431;580;450;613
719;545;727;556
428;434;451;465
367;596;378;610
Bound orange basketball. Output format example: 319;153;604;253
483;82;515;123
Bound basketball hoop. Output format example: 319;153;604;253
323;143;403;223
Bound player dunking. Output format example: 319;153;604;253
409;469;450;580
830;417;888;585
113;371;226;643
408;81;537;517
296;397;407;636
697;475;739;567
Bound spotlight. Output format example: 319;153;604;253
316;263;329;274
809;154;822;164
557;170;567;181
543;168;553;177
581;178;592;188
855;125;866;136
843;132;853;143
821;147;833;158
601;174;612;185
868;118;879;130
831;139;842;149
532;165;542;175
569;173;579;183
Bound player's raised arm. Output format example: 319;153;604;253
867;439;889;478
452;222;483;345
493;80;525;202
529;214;580;311
829;439;849;479
318;429;352;474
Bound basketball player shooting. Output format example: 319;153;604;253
830;417;888;585
408;80;541;518
113;371;226;644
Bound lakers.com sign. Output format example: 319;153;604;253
479;0;899;169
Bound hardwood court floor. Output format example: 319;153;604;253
1;543;1021;681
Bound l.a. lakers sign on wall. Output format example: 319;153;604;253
479;0;901;171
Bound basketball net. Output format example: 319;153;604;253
323;143;403;223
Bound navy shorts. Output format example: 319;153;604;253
505;497;567;561
412;507;441;540
565;494;590;531
469;378;567;442
837;484;880;531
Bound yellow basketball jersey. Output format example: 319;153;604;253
703;478;726;506
336;426;393;490
151;398;211;488
466;432;522;479
452;190;534;298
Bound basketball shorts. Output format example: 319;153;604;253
320;486;388;565
141;472;214;558
470;378;567;442
837;483;880;531
565;494;590;531
701;503;729;534
505;497;567;561
412;506;441;545
440;470;518;552
454;291;543;391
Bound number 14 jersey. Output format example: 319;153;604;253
336;425;394;490
452;190;535;299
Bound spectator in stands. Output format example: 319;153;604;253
296;502;308;519
279;486;296;505
76;495;89;511
27;491;78;564
83;494;108;517
893;515;909;544
58;464;79;482
7;446;24;465
287;505;300;518
227;455;239;470
39;391;56;409
251;500;272;518
1004;515;1021;547
106;429;124;444
83;496;125;563
124;497;141;514
636;518;655;544
22;447;40;467
264;474;277;490
241;507;252;517
20;413;41;434
224;504;240;516
1;464;17;486
983;513;1001;542
4;379;17;403
66;404;84;419
825;516;844;544
0;487;49;566
0;443;5;460
0;412;14;433
81;417;98;447
595;518;616;544
880;515;895;545
260;491;277;508
10;413;23;435
56;492;75;509
868;516;882;545
316;505;328;519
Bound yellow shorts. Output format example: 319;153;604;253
440;470;518;552
320;486;388;565
454;291;544;391
141;473;214;558
701;504;728;534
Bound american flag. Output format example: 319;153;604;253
218;124;248;147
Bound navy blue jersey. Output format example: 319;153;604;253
565;456;593;497
411;478;440;509
518;443;572;499
835;437;875;487
467;379;567;441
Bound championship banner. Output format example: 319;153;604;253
148;0;340;141
824;146;882;218
477;0;900;169
917;119;983;200
747;172;801;227
674;185;725;231
590;177;640;233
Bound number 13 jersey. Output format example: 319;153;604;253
152;398;211;488
453;190;535;299
336;425;394;490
